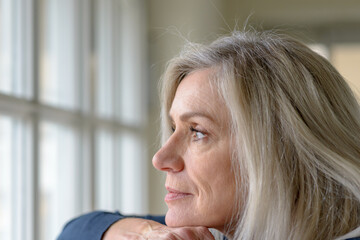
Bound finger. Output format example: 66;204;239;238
143;226;215;240
201;227;215;240
192;227;215;240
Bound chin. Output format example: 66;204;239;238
165;209;186;227
165;208;198;227
165;207;230;234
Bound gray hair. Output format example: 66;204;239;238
160;31;360;240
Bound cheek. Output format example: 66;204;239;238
165;139;235;228
187;155;236;228
187;146;235;207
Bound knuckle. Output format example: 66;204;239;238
198;226;210;234
160;232;177;240
120;233;142;240
138;221;153;232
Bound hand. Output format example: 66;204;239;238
102;218;215;240
142;225;215;240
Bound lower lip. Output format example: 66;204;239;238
165;192;192;202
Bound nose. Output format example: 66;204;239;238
152;135;184;173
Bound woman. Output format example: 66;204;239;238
58;30;360;240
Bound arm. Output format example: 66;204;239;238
102;217;215;240
58;211;214;240
57;211;125;240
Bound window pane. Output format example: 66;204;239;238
39;0;83;109
331;43;360;93
120;132;147;214
0;0;33;98
0;115;32;240
95;0;146;124
118;1;146;125
0;0;12;94
0;116;13;239
95;0;117;119
95;130;148;214
39;122;81;240
95;129;117;210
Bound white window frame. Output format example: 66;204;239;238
0;0;149;239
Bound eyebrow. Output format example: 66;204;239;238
169;111;216;123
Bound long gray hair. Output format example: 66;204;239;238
160;31;360;239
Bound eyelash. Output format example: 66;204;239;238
190;127;206;141
171;126;206;141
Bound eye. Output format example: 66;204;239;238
171;126;175;133
190;127;206;141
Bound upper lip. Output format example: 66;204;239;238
166;186;192;195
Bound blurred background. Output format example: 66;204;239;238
0;0;359;239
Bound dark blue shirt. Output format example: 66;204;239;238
57;211;166;240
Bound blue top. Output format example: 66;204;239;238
57;211;166;240
57;211;360;240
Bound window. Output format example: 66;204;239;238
331;43;360;93
39;122;82;240
0;0;148;240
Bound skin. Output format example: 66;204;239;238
103;218;215;240
152;68;236;233
103;68;235;239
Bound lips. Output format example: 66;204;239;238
165;186;192;202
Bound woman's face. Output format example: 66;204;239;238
152;68;236;232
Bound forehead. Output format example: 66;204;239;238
169;69;227;123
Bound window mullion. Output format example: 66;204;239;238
30;115;40;240
89;0;97;211
77;0;94;213
10;120;18;240
23;118;35;240
32;0;41;239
